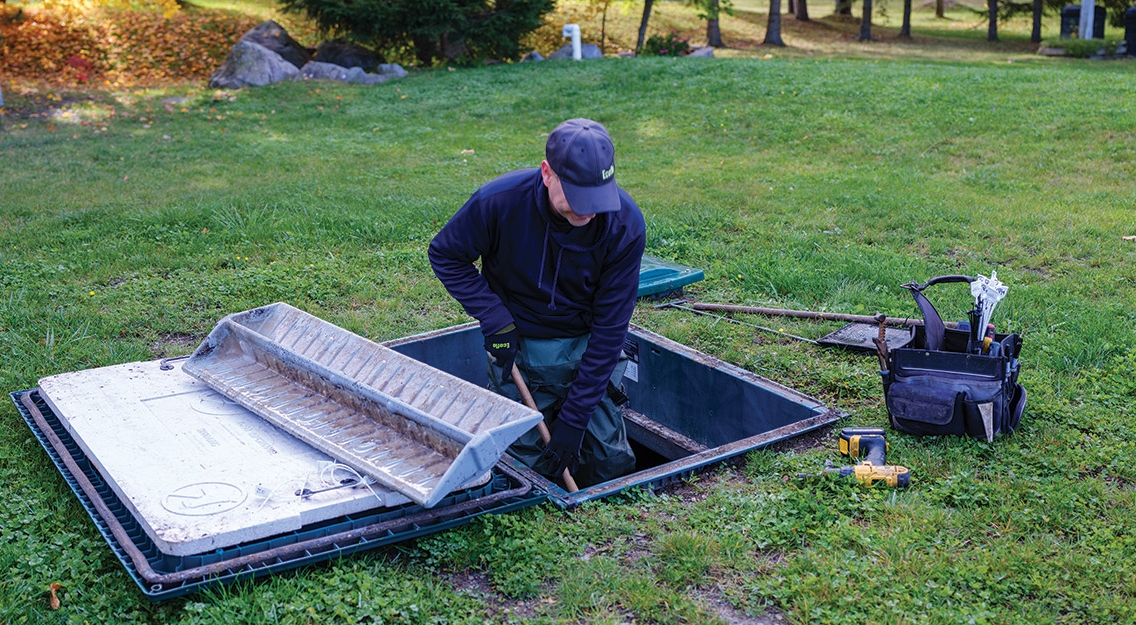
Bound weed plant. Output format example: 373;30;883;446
1;35;1135;625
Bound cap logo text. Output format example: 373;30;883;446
601;165;615;180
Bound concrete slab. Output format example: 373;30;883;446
37;359;467;556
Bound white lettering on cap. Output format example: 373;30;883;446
601;165;615;180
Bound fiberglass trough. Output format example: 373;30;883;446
182;303;544;508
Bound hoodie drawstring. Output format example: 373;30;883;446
548;249;564;311
535;222;563;311
537;223;550;290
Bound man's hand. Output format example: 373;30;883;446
541;421;585;477
484;326;519;372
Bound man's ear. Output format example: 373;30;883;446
540;160;554;186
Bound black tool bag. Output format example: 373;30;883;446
882;275;1027;441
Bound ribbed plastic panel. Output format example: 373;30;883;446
11;389;541;601
182;303;543;508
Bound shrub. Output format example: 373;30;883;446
279;0;556;66
1041;37;1123;57
642;31;691;56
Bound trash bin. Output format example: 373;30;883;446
1126;6;1136;55
1060;5;1106;39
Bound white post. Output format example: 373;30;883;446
1079;0;1095;39
562;24;582;60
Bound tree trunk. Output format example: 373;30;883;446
787;0;795;15
765;0;785;45
600;0;610;53
900;0;912;37
708;19;724;46
987;0;998;41
860;0;873;40
936;0;944;18
797;0;810;22
637;0;655;52
708;0;724;46
1030;0;1042;42
836;0;852;16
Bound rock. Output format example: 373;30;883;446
209;40;299;89
521;51;544;62
547;43;603;60
313;39;380;71
298;61;352;82
240;21;311;69
345;66;387;85
377;63;408;79
687;46;714;58
296;61;406;85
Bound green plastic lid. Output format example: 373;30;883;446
637;254;704;298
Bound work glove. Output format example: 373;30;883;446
484;325;519;373
541;420;585;477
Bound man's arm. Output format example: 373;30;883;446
427;192;515;336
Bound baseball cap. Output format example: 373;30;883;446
545;118;620;215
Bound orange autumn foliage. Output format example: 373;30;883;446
0;5;298;89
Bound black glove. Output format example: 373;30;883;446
541;421;585;477
484;326;519;372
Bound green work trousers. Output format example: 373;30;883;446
488;334;636;488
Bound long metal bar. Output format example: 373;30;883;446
686;302;931;327
655;301;819;344
20;390;530;590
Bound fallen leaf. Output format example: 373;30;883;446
1124;236;1136;241
461;149;475;154
48;583;62;610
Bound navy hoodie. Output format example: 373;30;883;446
428;168;646;431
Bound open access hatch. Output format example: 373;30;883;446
13;319;841;600
385;322;843;508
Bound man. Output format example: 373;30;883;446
428;118;646;488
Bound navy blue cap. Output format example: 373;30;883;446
545;118;619;215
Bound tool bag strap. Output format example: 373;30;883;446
901;275;973;352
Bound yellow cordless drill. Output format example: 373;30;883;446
828;427;910;488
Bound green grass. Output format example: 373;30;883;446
2;27;1136;625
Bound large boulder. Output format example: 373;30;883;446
547;43;603;60
240;21;311;69
313;39;381;72
209;41;298;88
687;46;715;58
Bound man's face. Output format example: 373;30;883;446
541;160;595;227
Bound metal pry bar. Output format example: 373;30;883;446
654;300;819;344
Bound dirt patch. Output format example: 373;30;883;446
441;569;542;622
696;586;788;625
765;423;836;455
149;333;201;358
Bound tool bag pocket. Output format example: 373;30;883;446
882;276;1026;441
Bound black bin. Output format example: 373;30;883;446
1126;6;1136;55
1060;5;1107;39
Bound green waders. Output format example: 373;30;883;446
488;334;636;488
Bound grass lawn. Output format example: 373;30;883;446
2;1;1136;623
